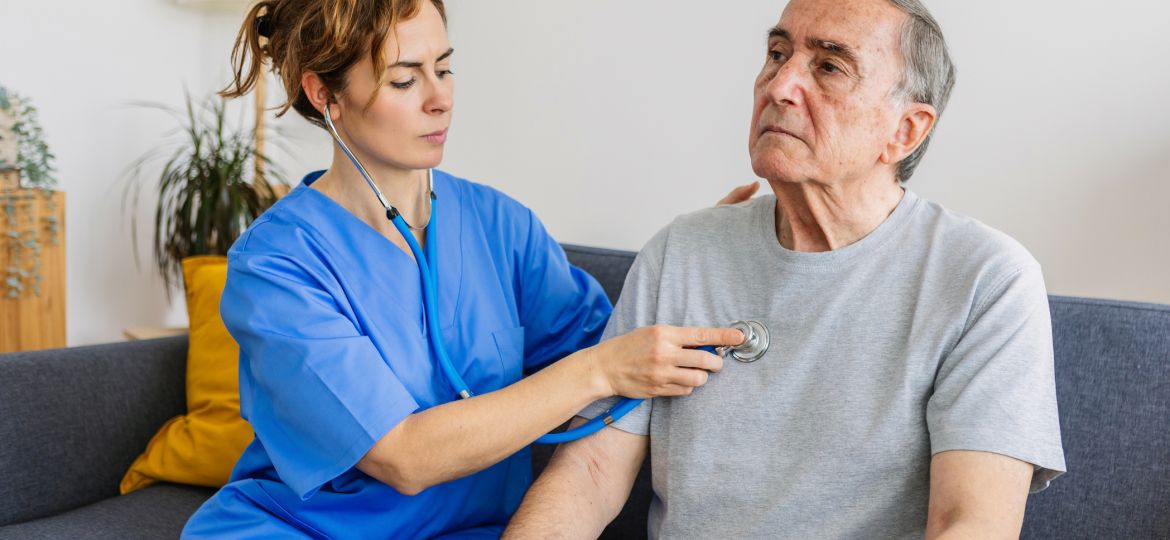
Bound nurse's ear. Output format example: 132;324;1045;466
301;71;339;121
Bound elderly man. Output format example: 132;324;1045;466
504;0;1066;538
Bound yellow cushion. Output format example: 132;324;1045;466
120;256;253;494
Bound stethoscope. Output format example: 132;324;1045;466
322;102;771;444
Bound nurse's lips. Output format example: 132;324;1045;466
422;129;448;144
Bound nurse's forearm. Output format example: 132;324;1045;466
356;349;610;495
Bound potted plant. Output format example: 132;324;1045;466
0;85;60;299
124;93;286;292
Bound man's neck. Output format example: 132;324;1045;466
768;174;905;252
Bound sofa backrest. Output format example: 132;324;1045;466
557;244;1170;539
1025;296;1170;538
0;337;190;525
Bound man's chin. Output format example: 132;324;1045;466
750;156;804;185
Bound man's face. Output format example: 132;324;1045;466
749;0;909;185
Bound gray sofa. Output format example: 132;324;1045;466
1;244;1167;539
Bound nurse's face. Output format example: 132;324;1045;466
333;2;453;172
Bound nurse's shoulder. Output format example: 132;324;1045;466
435;169;542;239
226;183;333;260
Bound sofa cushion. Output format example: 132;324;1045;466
0;483;214;539
120;257;253;494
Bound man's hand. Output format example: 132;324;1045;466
717;181;761;206
926;450;1034;539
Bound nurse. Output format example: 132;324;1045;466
182;0;749;538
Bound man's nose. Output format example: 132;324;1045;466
763;58;807;108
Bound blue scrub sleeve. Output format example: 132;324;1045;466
514;208;612;372
221;249;420;500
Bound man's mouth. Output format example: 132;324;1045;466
760;125;800;141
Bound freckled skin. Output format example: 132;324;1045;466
749;0;912;185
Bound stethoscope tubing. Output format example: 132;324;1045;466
321;102;640;444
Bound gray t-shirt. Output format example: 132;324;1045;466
580;189;1066;539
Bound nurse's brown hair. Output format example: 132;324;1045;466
219;0;447;129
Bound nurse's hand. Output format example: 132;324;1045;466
717;181;760;205
593;325;745;399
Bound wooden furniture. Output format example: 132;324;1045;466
0;189;65;353
122;326;189;340
0;170;18;191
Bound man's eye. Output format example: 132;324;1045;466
391;78;416;89
821;62;841;74
768;50;787;62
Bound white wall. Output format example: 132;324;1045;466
0;0;328;345
1;0;1166;346
441;0;1170;305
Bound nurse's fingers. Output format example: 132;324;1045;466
716;181;760;206
674;326;746;349
657;383;699;397
663;367;711;389
674;349;724;373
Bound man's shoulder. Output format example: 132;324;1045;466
652;194;771;247
672;193;771;230
913;194;1041;280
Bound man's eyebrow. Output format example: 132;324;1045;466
390;47;454;68
809;38;859;65
768;27;860;64
768;26;789;41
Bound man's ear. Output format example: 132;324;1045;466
881;102;937;165
301;71;335;119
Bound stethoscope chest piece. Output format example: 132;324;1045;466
724;320;770;363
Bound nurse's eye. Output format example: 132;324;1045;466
436;69;454;79
391;78;416;89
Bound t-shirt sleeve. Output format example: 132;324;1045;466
515;208;613;373
927;262;1067;492
221;247;420;500
575;228;671;436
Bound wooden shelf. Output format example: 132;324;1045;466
122;326;190;341
1;189;65;353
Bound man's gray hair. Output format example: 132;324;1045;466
887;0;956;182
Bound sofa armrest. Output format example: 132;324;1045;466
0;337;188;525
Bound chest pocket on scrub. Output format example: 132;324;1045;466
491;326;526;387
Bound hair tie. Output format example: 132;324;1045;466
255;15;274;39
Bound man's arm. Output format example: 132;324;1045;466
504;420;649;540
925;450;1034;539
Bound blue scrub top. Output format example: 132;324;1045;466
182;170;612;539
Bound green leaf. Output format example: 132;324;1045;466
119;91;288;293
